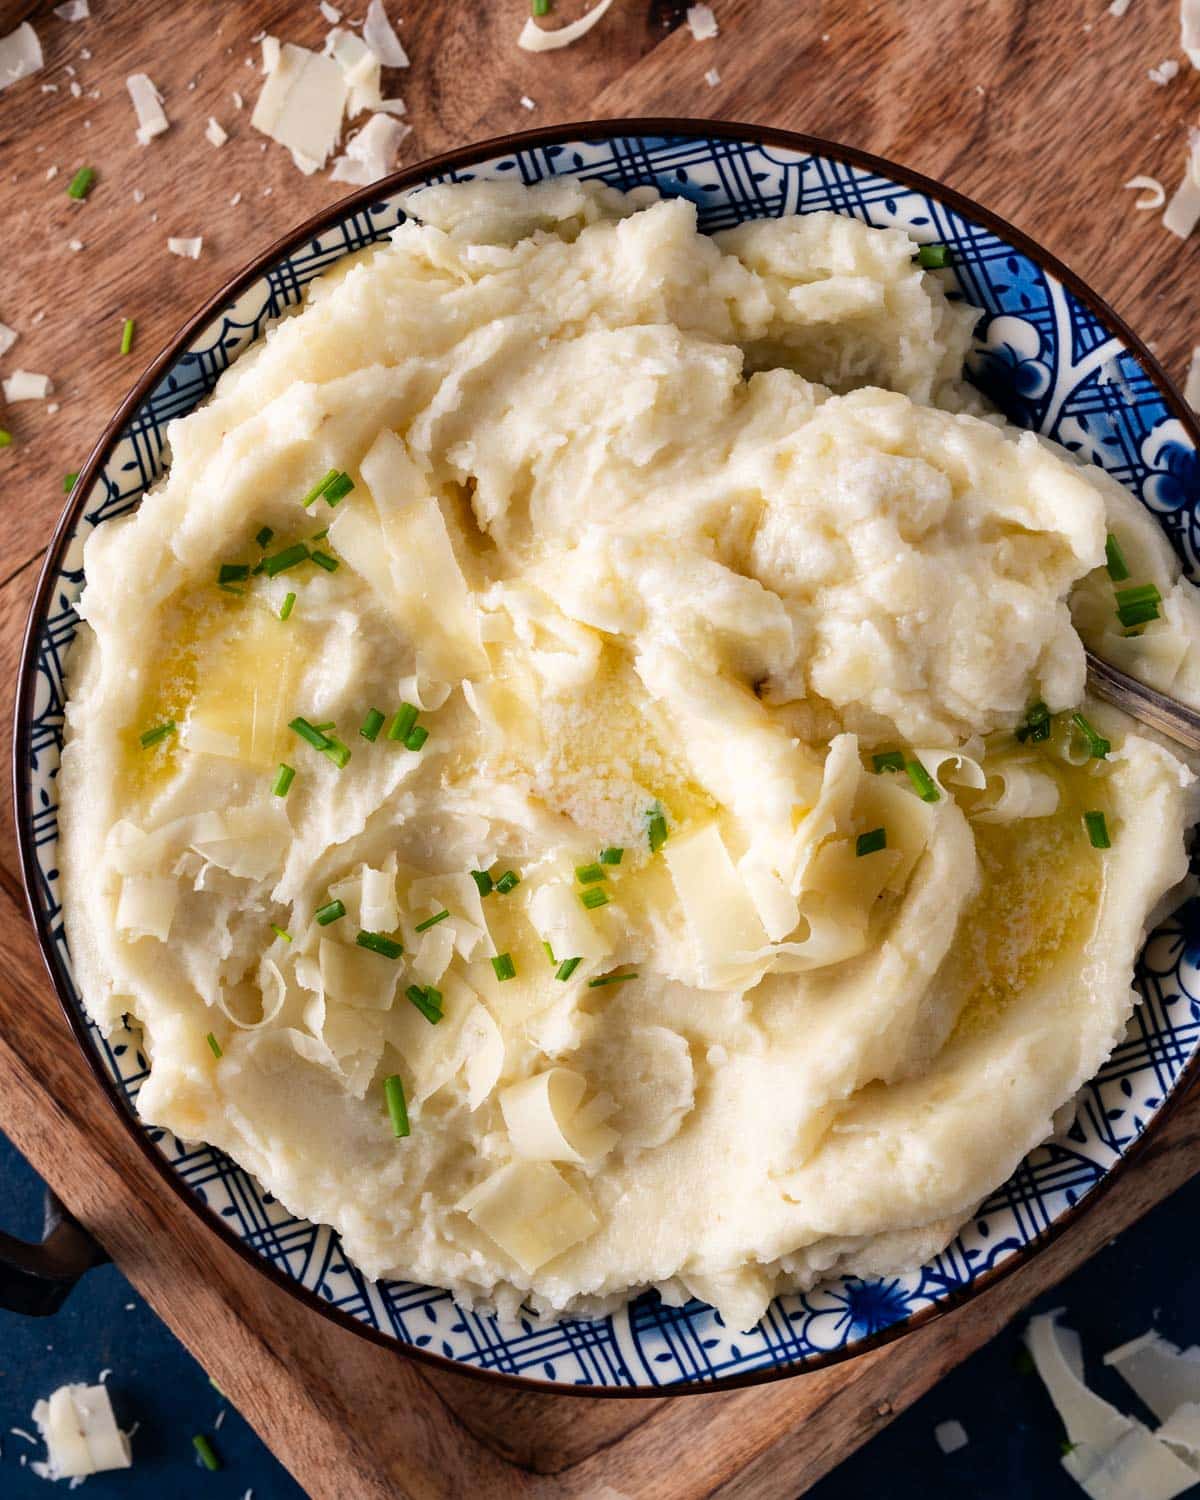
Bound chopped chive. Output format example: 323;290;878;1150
120;317;135;355
217;562;249;586
599;847;624;865
588;971;638;988
66;166;95;200
192;1434;221;1472
205;1031;222;1059
321;734;351;769
1070;712;1111;760
262;542;310;577
256;525;274;549
311;722;335;732
311;549;339;573
289;716;333;751
532;0;549;13
270;923;292;943
470;869;494;897
310;527;329;541
356;929;403;959
404;725;429;752
322;471;354;507
1015;700;1051;744
406;983;443;1024
491;952;516;982
872;750;906;774
646;808;668;854
415;908;450;933
279;591;296;620
300;468;339;508
575;863;605;884
388;703;419;742
64;471;78;492
917;243;951;269
856;827;887;857
384;1074;410;1137
315;898;346;926
359;708;386;742
555;956;582;981
1084;810;1111;849
542;939;556;964
0;430;11;448
494;869;520;894
1116;583;1162;629
271;762;295;797
905;759;941;802
580;886;609;910
139;720;176;748
1105;533;1130;582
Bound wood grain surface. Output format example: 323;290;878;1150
2;2;1200;1496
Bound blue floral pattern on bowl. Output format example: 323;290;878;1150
17;127;1200;1392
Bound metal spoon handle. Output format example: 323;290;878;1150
1085;649;1200;753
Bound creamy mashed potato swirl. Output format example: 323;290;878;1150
60;180;1200;1330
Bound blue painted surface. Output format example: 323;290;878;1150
3;1127;1199;1498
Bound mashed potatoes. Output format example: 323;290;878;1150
59;180;1200;1331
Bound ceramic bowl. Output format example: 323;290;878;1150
17;120;1200;1395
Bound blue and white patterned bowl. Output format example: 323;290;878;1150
17;121;1200;1395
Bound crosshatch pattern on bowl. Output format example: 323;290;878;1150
21;129;1200;1391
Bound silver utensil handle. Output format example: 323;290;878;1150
1085;649;1200;752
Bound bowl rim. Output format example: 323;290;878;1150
14;115;1200;1401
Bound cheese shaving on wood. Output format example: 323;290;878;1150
205;116;228;147
167;236;203;259
1124;175;1166;210
363;0;409;67
0;23;43;91
519;0;614;52
53;0;89;19
126;73;169;145
0;321;17;357
1108;0;1133;13
31;1383;131;1480
686;4;720;39
330;113;411;185
320;0;342;20
3;370;52;401
520;94;537;110
1183;0;1200;67
705;66;721;86
1185;348;1200;411
1105;1331;1200;1423
1149;59;1180;85
1162;137;1200;238
251;42;347;172
934;1420;969;1454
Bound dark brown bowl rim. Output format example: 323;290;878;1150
14;116;1200;1401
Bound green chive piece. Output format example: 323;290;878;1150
1105;533;1130;582
905;759;941;802
192;1434;221;1472
872;750;906;774
494;870;520;894
359;708;386;742
415;908;450;933
1116;583;1162;629
1015;700;1051;744
300;468;340;508
322;471;354;507
0;430;11;448
256;525;274;549
406;983;443;1024
271;762;295;797
555;956;582;981
120;317;135;355
289;716;333;751
311;722;335;733
856;827;887;857
575;863;605;885
66;166;95;200
205;1031;222;1059
388;703;419;742
64;471;78;492
1084;810;1111;849
917;243;951;269
471;869;494;897
321;734;351;769
491;952;516;982
356;929;403;959
311;549;339;573
270;923;292;943
263;542;310;577
588;972;638;988
404;725;429;752
542;940;556;964
315;898;346;926
279;591;296;620
647;808;668;854
310;527;329;541
217;562;249;586
1070;712;1111;760
599;847;624;865
384;1074;410;1137
532;0;550;13
580;886;610;910
139;720;176;748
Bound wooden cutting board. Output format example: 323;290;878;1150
3;2;1200;1495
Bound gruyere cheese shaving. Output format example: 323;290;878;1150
1149;60;1180;85
361;860;399;934
1163;138;1200;238
686;4;719;39
973;764;1060;823
1124;175;1166;211
251;41;347;172
0;23;43;92
54;1;90;20
330;112;410;185
116;875;178;942
3;369;51;401
126;72;169;145
324;28;382;116
663;822;770;984
1105;1331;1200;1423
518;0;614;52
500;1067;617;1162
363;0;410;67
31;1383;131;1481
456;1160;598;1273
167;236;203;258
205;116;228;147
0;319;17;357
319;936;399;1010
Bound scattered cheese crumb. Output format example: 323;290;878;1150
45;164;58;179
96;1370;111;1385
31;1383;131;1481
1124;174;1166;210
0;22;43;92
1108;0;1133;13
69;79;82;98
330;111;410;185
520;94;537;110
167;236;203;259
1149;59;1180;85
686;4;719;40
80;46;91;59
519;0;614;52
704;65;721;86
232;89;244;108
4;369;52;402
363;0;409;68
126;72;169;145
53;0;89;19
0;321;17;358
205;116;228;147
934;1419;969;1454
132;186;144;203
67;238;83;252
11;1428;37;1445
1186;348;1200;411
229;191;242;206
1164;134;1200;238
40;82;57;93
46;402;58;414
320;0;343;21
251;42;346;172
